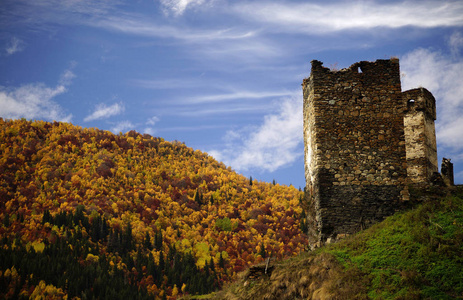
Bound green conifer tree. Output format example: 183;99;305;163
210;257;215;272
219;252;225;269
259;242;266;258
143;232;152;250
159;250;165;271
155;230;163;250
194;189;201;205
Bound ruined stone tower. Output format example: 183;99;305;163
302;58;438;247
403;88;438;185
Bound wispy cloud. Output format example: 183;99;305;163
159;124;226;132
143;86;284;116
401;31;463;180
143;127;156;136
195;37;281;62
161;102;271;117
209;94;303;172
130;78;199;90
96;15;255;41
183;90;293;104
14;0;462;35
5;37;25;55
143;116;160;136
232;1;463;34
0;69;73;122
84;102;125;122
449;31;463;57
1;0;115;31
146;116;160;126
4;1;253;42
160;0;213;16
111;120;134;134
59;68;76;86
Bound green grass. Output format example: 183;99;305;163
325;189;463;299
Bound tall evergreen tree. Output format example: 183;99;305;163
155;231;163;250
194;189;201;205
210;257;215;272
143;232;152;250
108;229;120;253
259;242;266;258
122;222;133;253
219;252;225;269
42;210;52;224
159;250;165;272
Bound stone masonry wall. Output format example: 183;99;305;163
403;88;438;185
303;59;410;247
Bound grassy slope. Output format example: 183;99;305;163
213;187;463;300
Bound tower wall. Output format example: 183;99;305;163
303;59;409;247
403;88;438;184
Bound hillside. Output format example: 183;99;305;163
214;187;463;300
0;118;307;299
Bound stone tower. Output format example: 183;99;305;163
403;88;438;185
302;58;438;248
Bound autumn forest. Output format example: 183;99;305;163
0;118;308;299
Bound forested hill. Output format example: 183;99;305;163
0;118;307;299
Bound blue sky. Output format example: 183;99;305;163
1;0;463;188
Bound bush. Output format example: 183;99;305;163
215;217;237;232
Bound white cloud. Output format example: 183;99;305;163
210;93;303;172
111;120;134;134
232;1;463;33
158;124;225;132
223;130;241;143
401;34;463;161
8;0;463;44
183;90;292;104
59;68;76;86
96;15;255;41
161;102;271;117
449;31;463;57
5;1;254;43
146;116;160;126
160;0;212;16
143;127;156;136
144;116;160;135
84;102;125;122
0;69;73;122
5;37;25;55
